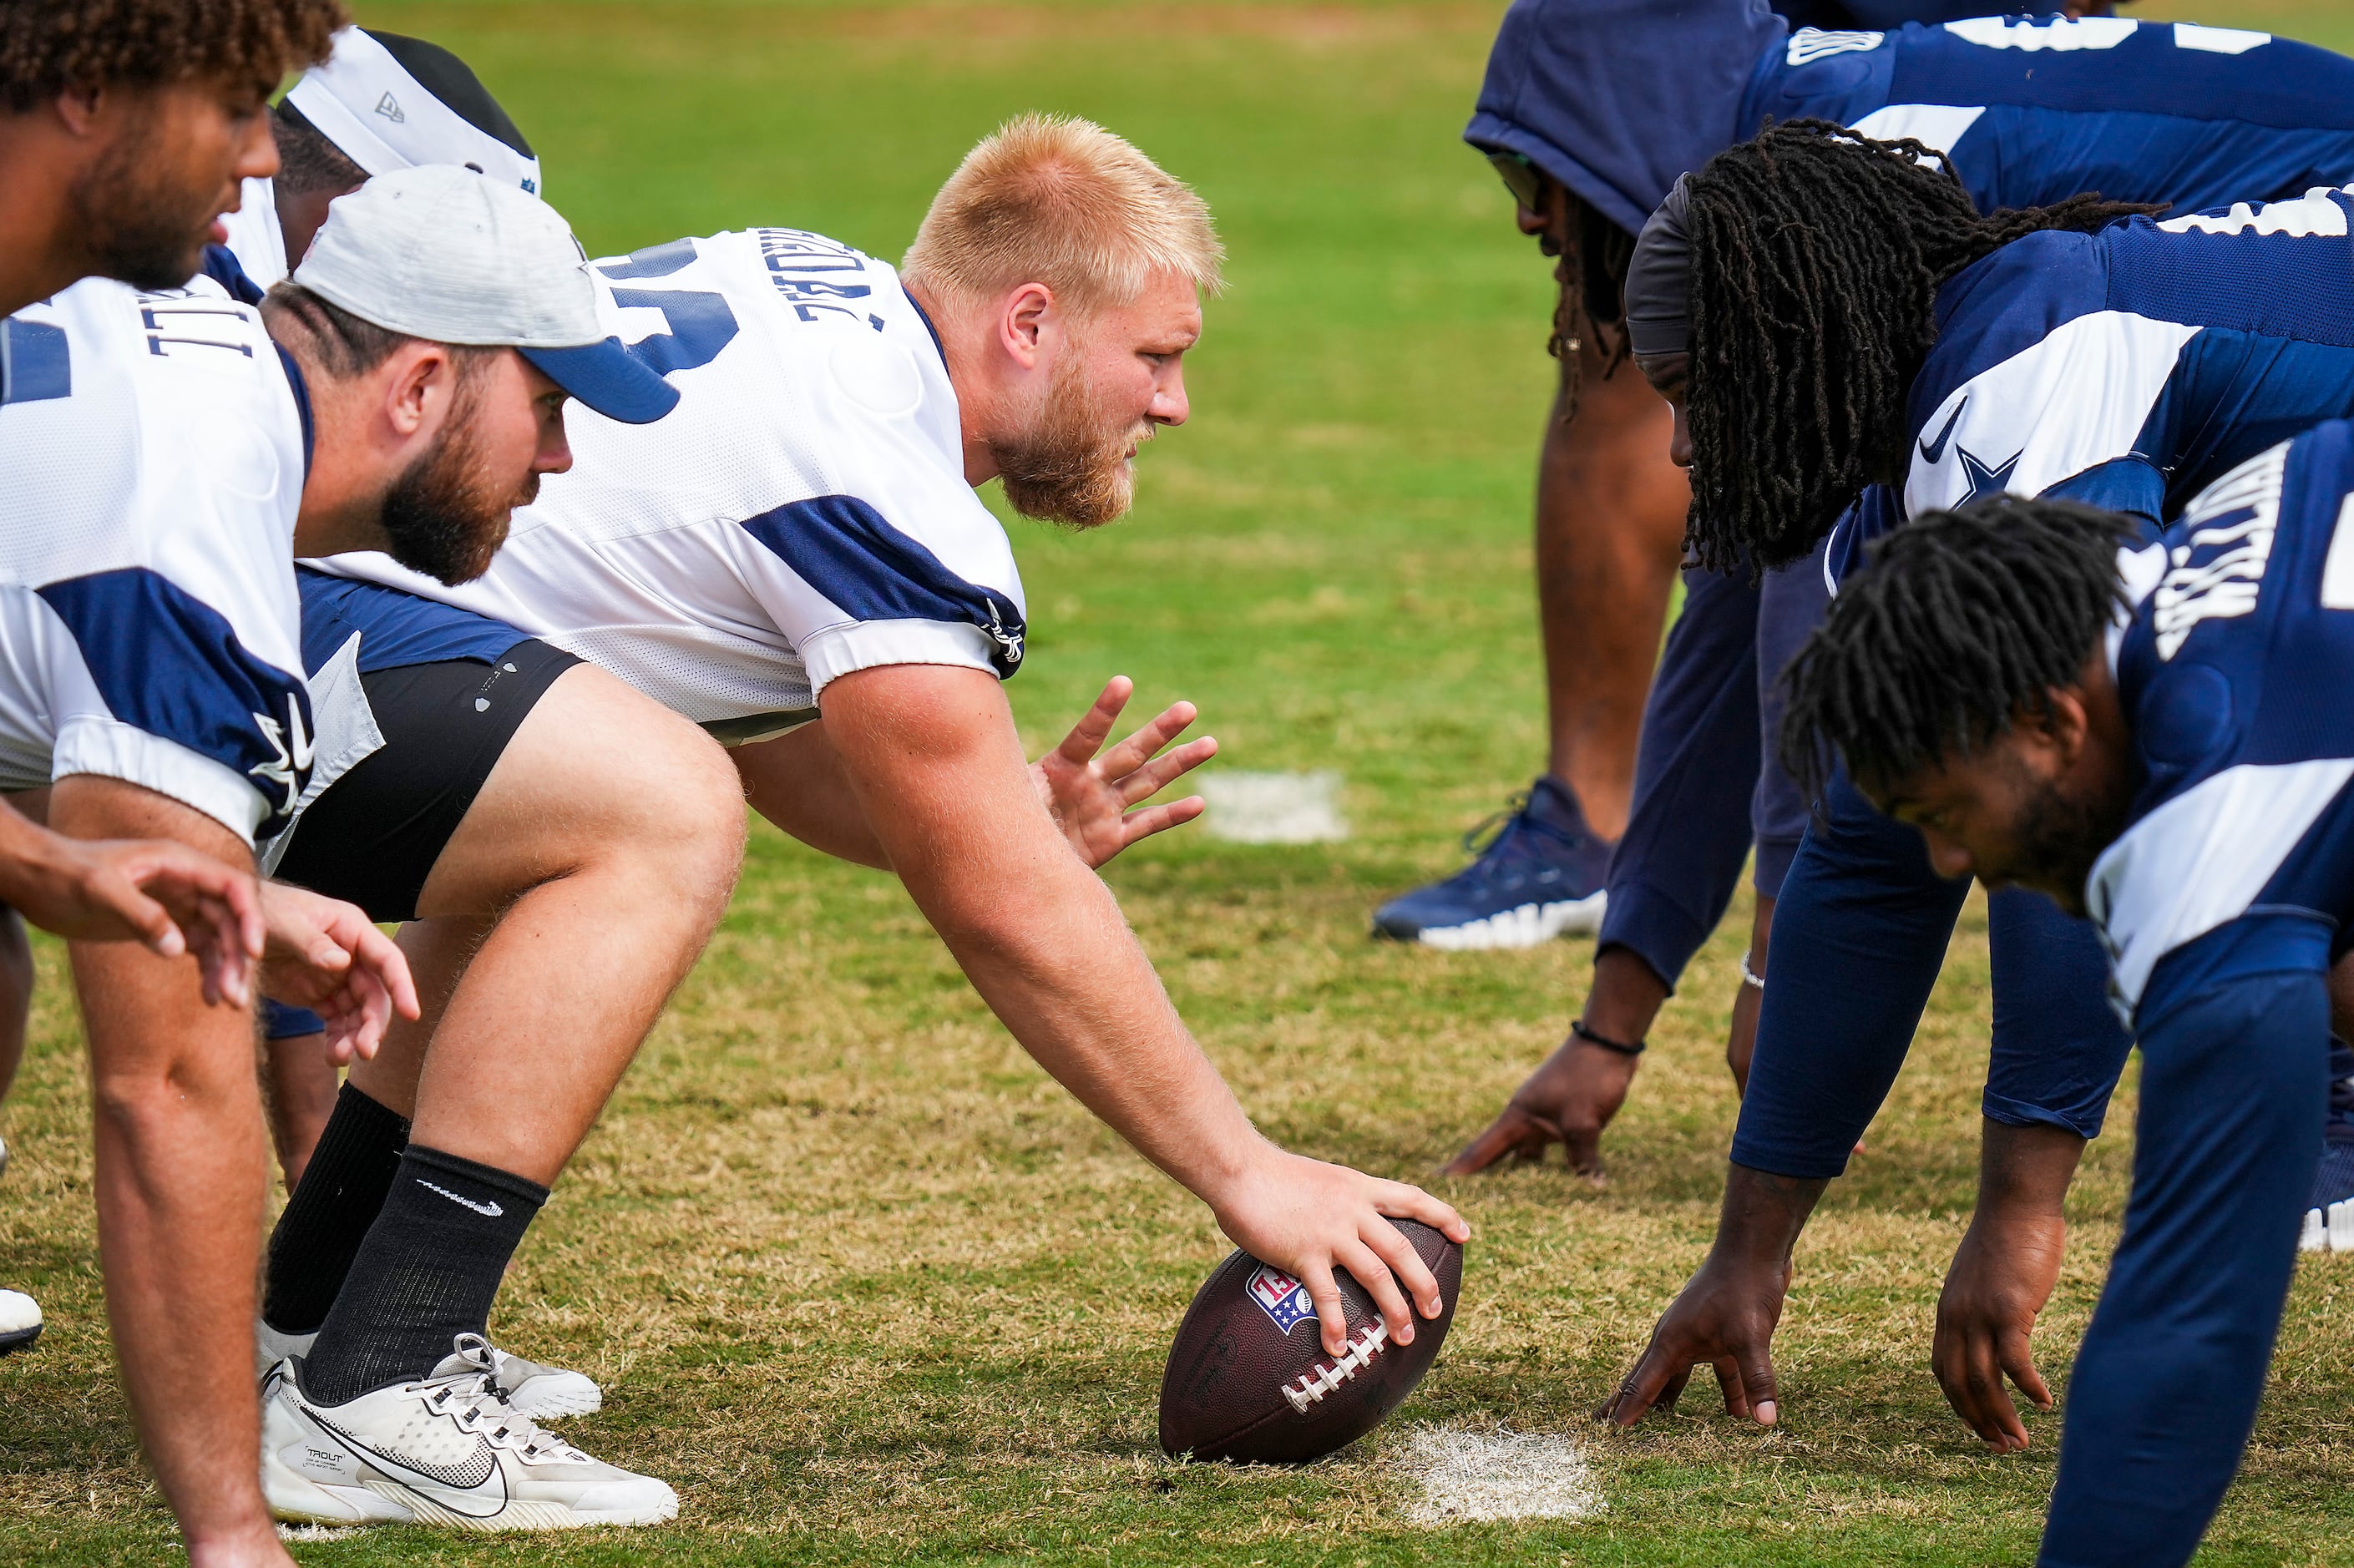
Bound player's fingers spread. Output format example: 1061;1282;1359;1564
1119;798;1206;845
1117;739;1218;805
1369;1179;1468;1245
1101;701;1198;775
1300;1262;1349;1358
1712;1355;1749;1419
1602;1350;1673;1426
1057;679;1129;762
1359;1215;1442;1320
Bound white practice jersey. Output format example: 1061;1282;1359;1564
220;175;291;289
0;276;312;842
314;228;1026;742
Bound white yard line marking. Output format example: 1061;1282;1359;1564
1197;770;1349;844
1398;1426;1604;1525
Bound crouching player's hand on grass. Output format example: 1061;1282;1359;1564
1598;1163;1823;1429
1207;1142;1471;1359
1931;1121;2079;1452
256;881;421;1063
1033;675;1217;867
1444;1031;1638;1178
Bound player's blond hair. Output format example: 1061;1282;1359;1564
902;114;1223;316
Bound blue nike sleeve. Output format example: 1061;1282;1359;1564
2039;913;2330;1568
2044;455;2167;530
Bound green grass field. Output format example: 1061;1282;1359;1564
10;0;2354;1561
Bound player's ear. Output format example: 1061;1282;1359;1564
998;283;1054;367
381;343;453;441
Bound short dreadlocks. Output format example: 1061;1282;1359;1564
1682;119;2158;577
1778;495;2137;800
3;0;344;115
1547;191;1638;421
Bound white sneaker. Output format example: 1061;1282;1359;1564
256;1319;601;1419
0;1287;39;1354
260;1335;676;1530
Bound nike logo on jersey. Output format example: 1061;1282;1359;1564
418;1179;504;1218
1919;399;1968;465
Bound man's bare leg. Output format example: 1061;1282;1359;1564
1535;336;1690;838
56;776;292;1568
0;908;33;1102
343;665;746;1180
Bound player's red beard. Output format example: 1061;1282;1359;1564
377;368;539;585
64;99;223;292
992;351;1152;529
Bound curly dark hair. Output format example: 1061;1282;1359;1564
1682;119;2159;578
1547;190;1638;420
1778;494;2137;798
3;0;345;114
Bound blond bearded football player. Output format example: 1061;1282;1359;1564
250;115;1467;1530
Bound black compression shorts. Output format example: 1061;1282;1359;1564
272;640;580;922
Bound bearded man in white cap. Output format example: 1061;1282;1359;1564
200;26;545;1181
0;165;675;1566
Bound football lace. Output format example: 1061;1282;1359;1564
1281;1322;1390;1413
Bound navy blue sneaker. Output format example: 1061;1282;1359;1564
2301;1041;2354;1252
1372;776;1613;948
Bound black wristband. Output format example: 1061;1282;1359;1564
1572;1018;1645;1057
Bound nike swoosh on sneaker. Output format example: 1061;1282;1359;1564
1918;397;1968;465
309;1408;505;1504
417;1179;504;1217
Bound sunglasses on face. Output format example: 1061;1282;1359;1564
1487;149;1544;211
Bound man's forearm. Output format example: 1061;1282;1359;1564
913;842;1263;1201
1717;1161;1828;1267
1976;1120;2085;1226
54;780;277;1551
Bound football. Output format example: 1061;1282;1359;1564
1157;1219;1462;1464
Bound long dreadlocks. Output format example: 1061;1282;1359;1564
1779;495;2136;799
1547;192;1638;421
1682;119;2158;576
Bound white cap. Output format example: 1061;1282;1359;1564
292;166;676;423
286;27;543;196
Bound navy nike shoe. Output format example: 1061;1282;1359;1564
2301;1039;2354;1253
1372;776;1612;948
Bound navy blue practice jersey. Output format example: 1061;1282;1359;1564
2093;419;2354;1014
1827;186;2354;579
1748;15;2354;217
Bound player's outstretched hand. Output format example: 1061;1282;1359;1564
1444;1033;1639;1176
256;883;421;1065
1598;1248;1795;1429
1210;1145;1470;1359
0;821;266;1005
1932;1198;2064;1451
1034;675;1217;867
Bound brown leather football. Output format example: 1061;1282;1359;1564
1157;1219;1461;1463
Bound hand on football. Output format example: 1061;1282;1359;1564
0;822;266;1005
1444;1033;1639;1176
1598;1247;1795;1429
256;883;421;1064
1033;675;1216;867
1210;1145;1470;1358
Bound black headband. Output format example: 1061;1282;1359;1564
1622;174;1692;358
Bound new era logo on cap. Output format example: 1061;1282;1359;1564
374;91;405;124
293;167;678;424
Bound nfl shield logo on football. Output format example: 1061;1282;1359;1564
1245;1264;1319;1333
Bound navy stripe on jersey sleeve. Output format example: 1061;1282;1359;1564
38;568;313;828
739;496;1027;678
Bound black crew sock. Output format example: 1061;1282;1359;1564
263;1084;411;1334
298;1144;548;1407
